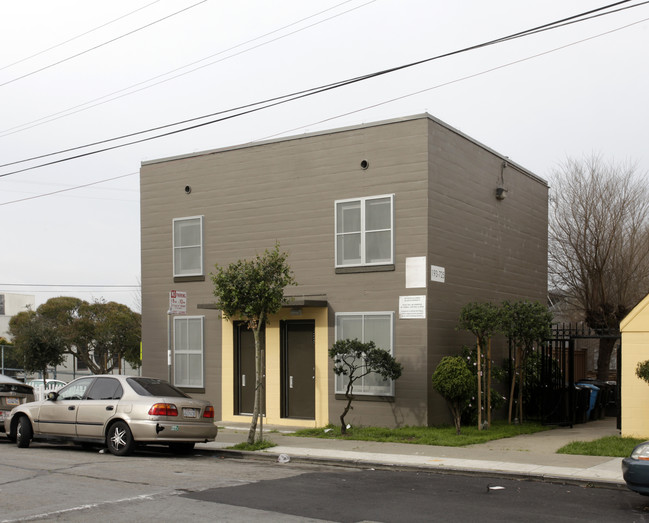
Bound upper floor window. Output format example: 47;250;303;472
335;195;394;268
173;216;203;277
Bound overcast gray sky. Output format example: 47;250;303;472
1;0;648;312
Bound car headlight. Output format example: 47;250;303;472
630;442;649;460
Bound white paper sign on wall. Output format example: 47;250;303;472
399;295;426;319
430;265;445;283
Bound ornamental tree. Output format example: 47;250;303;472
329;338;402;434
457;302;500;430
431;355;474;435
500;300;552;424
211;243;297;445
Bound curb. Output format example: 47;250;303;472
199;447;627;491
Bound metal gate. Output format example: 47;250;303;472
528;324;620;427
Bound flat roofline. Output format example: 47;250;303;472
141;113;546;186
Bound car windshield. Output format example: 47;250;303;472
127;377;190;398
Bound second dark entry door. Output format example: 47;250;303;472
281;320;315;419
234;322;265;416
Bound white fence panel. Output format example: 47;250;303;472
33;383;65;401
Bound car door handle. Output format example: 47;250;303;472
106;406;114;411
68;406;75;411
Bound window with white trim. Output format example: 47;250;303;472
335;194;394;267
173;216;203;277
174;316;204;388
334;312;395;396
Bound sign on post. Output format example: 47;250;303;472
169;290;187;315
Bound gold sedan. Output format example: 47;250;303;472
4;375;217;456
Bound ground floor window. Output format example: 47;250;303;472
174;315;204;388
334;312;394;396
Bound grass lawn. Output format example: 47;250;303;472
291;421;551;447
557;435;645;457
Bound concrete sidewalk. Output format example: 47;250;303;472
197;418;627;489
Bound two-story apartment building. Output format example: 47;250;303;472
140;114;548;428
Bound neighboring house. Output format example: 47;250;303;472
0;292;34;340
140;113;548;428
620;293;649;437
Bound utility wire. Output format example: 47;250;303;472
262;15;649;143
0;173;137;207
0;0;161;72
0;1;206;88
0;0;643;178
0;0;374;138
3;4;647;205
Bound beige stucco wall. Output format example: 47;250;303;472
621;294;649;437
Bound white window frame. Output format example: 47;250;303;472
334;311;395;396
173;315;204;388
173;216;204;277
335;194;394;268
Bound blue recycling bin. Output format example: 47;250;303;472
577;383;600;420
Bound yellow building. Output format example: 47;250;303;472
621;293;649;437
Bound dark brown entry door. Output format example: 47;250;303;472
234;323;265;415
281;320;315;419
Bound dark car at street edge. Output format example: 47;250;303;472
622;441;649;495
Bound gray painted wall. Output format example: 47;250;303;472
140;114;548;427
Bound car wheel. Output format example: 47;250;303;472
106;421;136;456
16;416;32;448
169;442;195;454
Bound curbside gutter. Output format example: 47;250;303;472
198;446;627;491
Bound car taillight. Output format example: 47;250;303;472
148;403;178;416
203;406;214;418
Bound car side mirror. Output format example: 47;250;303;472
46;391;59;401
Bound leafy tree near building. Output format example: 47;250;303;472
431;355;474;435
549;155;649;380
211;243;297;445
9;310;66;383
500;300;552;424
14;297;141;375
457;302;500;430
329;338;403;434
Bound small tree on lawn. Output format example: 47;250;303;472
457;302;500;430
431;355;474;435
9;310;66;384
500;300;552;424
329;338;402;435
211;243;297;445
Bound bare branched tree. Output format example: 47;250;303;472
549;155;649;380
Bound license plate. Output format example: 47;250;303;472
6;398;19;406
183;408;197;418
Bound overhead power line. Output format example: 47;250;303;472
0;1;206;88
0;0;644;179
2;3;647;206
0;0;162;72
0;0;374;139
